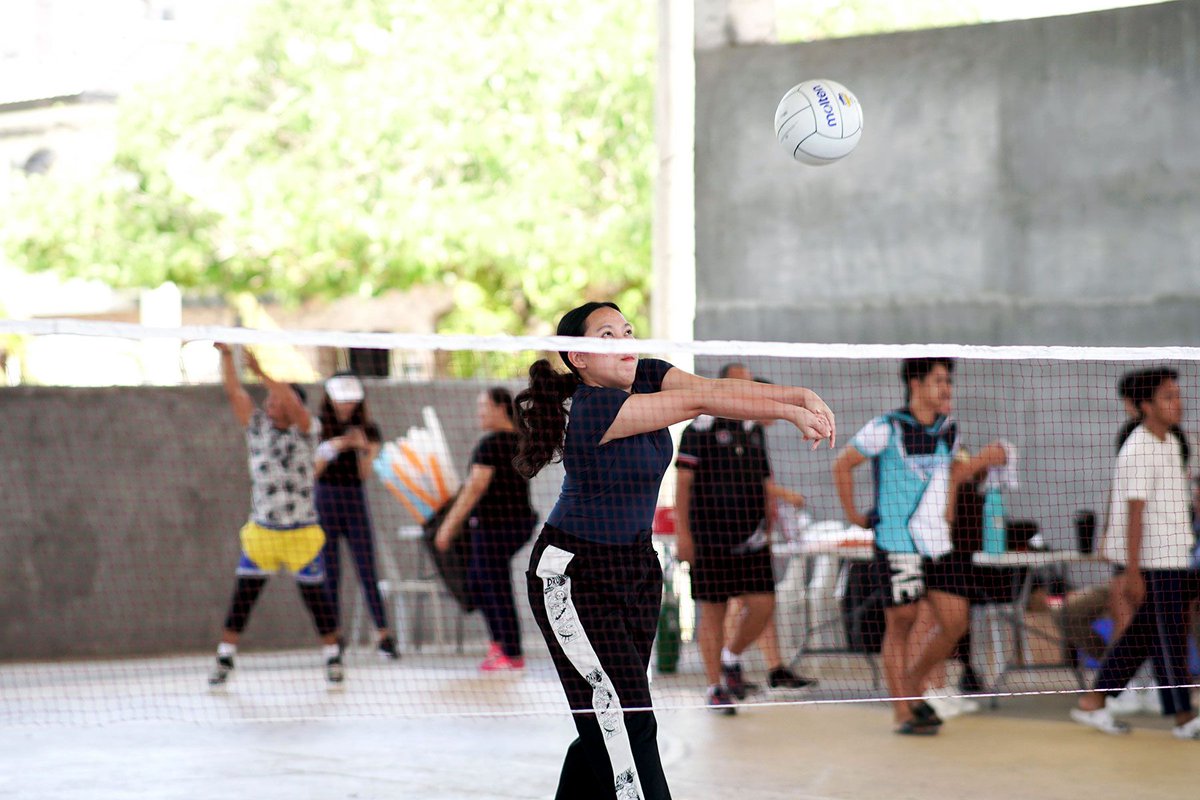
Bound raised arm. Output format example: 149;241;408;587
215;343;254;427
242;349;312;433
832;444;870;529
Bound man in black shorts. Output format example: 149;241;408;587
832;358;1009;734
676;397;801;714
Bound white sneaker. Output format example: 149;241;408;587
1172;716;1200;740
1105;690;1142;716
923;689;964;720
956;694;982;715
1071;707;1131;735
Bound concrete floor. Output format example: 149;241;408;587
1;649;1195;799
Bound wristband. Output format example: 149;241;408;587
316;441;339;462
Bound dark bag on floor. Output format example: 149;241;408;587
420;496;476;612
842;562;885;653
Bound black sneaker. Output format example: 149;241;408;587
895;718;939;736
377;635;399;661
208;655;234;686
767;667;817;690
707;685;737;716
721;663;761;699
959;665;984;695
910;701;943;728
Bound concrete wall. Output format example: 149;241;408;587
0;382;563;660
694;1;1200;345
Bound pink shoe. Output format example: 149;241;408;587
479;643;505;671
481;654;524;672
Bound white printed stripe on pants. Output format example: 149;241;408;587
536;544;645;800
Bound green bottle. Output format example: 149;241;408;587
656;560;681;674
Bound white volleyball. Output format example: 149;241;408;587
774;79;863;166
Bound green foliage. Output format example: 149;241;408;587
3;0;655;336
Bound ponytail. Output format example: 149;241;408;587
514;359;580;478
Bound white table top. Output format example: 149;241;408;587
771;539;873;559
971;550;1101;567
770;539;1103;568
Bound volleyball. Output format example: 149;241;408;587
774;79;863;166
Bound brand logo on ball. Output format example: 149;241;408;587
837;92;853;107
813;84;838;128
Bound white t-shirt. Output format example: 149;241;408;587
1102;424;1193;569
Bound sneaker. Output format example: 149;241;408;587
1070;707;1131;735
1173;716;1200;740
1106;689;1143;716
208;655;234;686
894;718;938;736
923;689;981;719
326;647;345;684
377;635;400;661
910;701;944;728
958;665;985;695
922;690;960;720
707;685;737;716
767;667;816;691
481;654;524;672
479;643;504;670
721;663;760;700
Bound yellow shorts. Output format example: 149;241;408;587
237;522;326;583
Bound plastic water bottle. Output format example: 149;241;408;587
982;488;1006;554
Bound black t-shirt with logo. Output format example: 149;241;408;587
676;417;771;543
470;431;534;527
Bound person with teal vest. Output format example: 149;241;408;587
833;358;1009;735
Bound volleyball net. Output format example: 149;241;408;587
1;318;1198;725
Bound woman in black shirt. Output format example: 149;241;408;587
514;301;835;800
436;387;536;670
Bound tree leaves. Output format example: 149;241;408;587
3;0;654;338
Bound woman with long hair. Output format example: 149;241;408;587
435;387;537;671
514;302;835;800
315;373;396;659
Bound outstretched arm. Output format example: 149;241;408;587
242;349;312;433
600;387;832;447
215;343;254;427
662;369;835;444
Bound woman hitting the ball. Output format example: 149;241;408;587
514;302;835;800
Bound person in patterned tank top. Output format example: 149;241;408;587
206;344;344;687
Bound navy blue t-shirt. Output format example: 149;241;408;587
545;358;675;544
